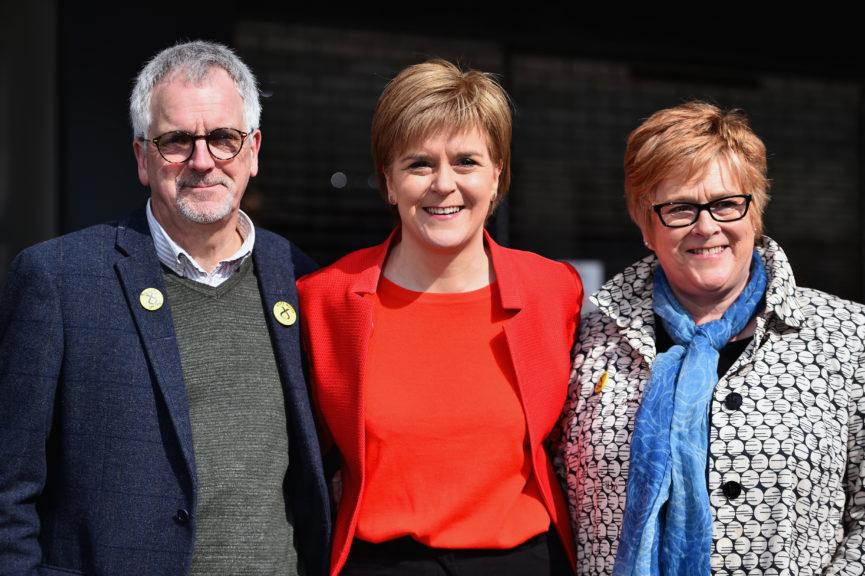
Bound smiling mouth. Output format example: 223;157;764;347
688;246;726;255
178;175;228;190
181;182;222;189
425;206;462;215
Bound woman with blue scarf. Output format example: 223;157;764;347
558;102;865;575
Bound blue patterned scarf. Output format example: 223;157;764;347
614;251;767;576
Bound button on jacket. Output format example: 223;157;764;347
559;236;865;575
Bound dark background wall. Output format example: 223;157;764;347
0;1;58;278
3;5;864;301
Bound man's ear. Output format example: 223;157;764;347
248;129;262;178
133;139;149;187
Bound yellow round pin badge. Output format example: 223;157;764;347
273;301;297;326
139;288;164;311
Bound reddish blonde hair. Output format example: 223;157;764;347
624;101;770;234
371;59;512;211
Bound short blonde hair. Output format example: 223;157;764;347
624;101;770;235
371;59;512;211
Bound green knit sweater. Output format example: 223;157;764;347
164;258;298;576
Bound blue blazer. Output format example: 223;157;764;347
0;208;331;576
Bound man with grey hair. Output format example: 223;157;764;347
0;41;330;575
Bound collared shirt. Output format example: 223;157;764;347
146;199;255;287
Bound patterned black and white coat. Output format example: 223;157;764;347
558;236;865;576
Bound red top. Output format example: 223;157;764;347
298;229;583;575
356;277;550;547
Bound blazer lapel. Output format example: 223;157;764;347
251;235;325;464
338;233;392;486
251;235;303;394
252;232;318;428
486;232;550;450
114;210;197;486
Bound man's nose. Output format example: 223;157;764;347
187;138;215;171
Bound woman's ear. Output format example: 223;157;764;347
384;171;396;205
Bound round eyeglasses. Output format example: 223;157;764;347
652;194;753;228
142;128;250;163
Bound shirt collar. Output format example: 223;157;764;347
145;198;256;278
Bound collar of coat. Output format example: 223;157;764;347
590;236;806;352
346;226;526;311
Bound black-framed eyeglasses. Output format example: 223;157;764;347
141;128;250;163
652;194;752;228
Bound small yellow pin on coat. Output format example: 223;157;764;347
273;301;297;326
139;288;164;311
594;371;609;394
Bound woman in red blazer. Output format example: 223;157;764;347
298;59;582;576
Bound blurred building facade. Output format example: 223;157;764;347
3;5;863;301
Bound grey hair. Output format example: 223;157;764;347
129;40;260;138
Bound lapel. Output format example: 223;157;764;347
251;233;309;414
753;235;805;343
592;254;658;366
485;231;548;449
338;231;394;476
113;208;196;486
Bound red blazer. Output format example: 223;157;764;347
298;229;582;575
